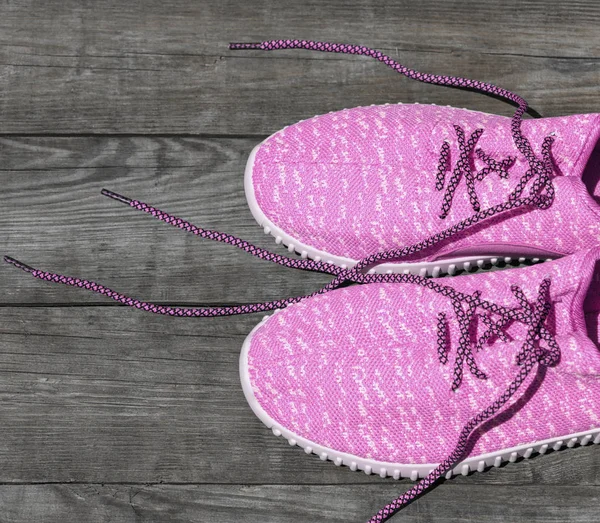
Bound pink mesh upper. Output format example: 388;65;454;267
251;105;600;261
246;248;600;464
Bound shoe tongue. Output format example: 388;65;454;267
521;248;600;370
565;247;600;330
522;247;599;334
521;113;600;179
557;247;600;373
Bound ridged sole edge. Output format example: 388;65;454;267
244;141;556;276
240;315;600;481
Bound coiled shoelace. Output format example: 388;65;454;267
6;40;563;522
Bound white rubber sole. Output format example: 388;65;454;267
240;315;600;480
244;142;556;275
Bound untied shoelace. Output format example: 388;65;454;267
5;40;562;522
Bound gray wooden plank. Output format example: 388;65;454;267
1;2;599;521
0;136;332;305
0;306;598;486
0;1;599;134
2;0;599;58
0;484;598;523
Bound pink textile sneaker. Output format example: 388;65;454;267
6;192;600;521
241;247;600;521
231;40;600;275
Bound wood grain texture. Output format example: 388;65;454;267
1;307;599;487
1;1;599;521
0;1;599;134
0;136;332;305
0;484;598;523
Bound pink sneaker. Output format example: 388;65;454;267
232;40;600;275
241;247;600;521
6;194;600;521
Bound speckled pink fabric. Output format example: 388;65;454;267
246;248;600;464
251;104;600;261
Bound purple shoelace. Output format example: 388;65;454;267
4;192;559;522
229;39;556;238
6;40;563;522
436;125;517;218
366;279;558;523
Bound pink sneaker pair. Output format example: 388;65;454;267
7;40;600;522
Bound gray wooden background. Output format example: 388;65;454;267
1;1;599;521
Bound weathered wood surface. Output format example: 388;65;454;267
1;307;599;487
0;1;599;134
1;0;599;521
1;136;332;305
0;485;598;523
